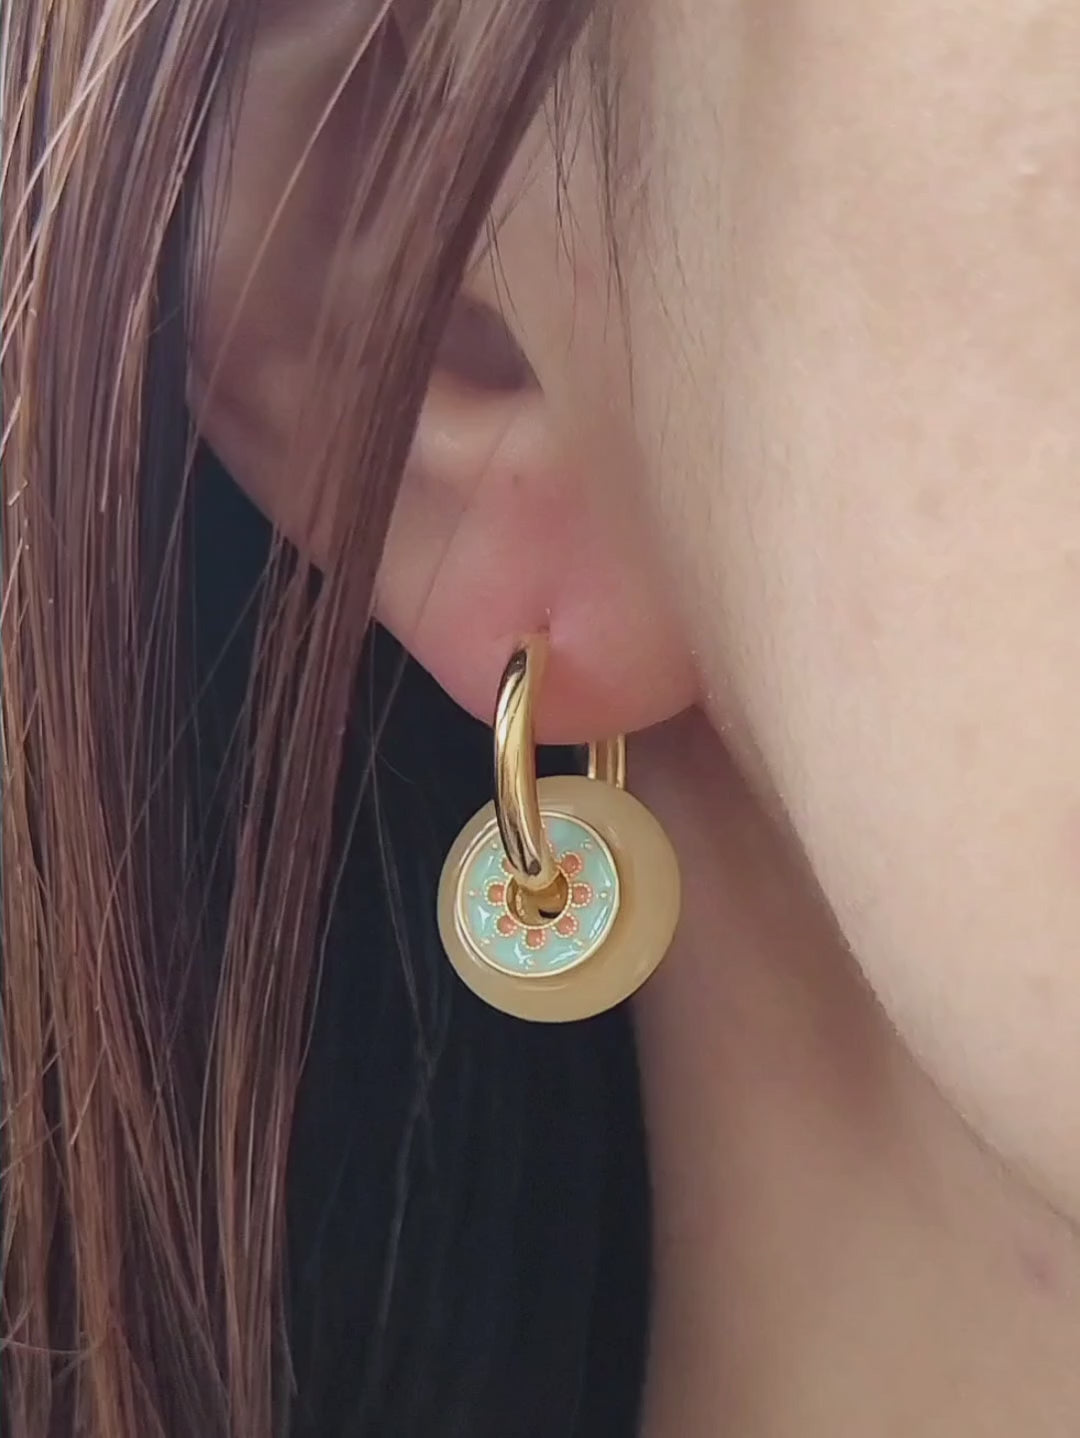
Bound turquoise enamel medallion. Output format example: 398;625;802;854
453;811;620;978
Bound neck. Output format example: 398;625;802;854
632;711;1080;1438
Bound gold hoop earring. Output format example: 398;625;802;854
437;636;681;1022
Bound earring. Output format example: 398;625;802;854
437;635;681;1022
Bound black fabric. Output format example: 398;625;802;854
188;449;650;1438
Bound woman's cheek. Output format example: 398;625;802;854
616;0;1080;1214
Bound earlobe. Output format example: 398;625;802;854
375;323;698;745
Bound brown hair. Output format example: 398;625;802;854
1;3;603;1433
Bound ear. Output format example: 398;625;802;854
376;296;697;746
189;0;696;745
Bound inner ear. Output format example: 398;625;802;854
435;294;536;393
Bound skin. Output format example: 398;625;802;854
194;2;1080;1432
